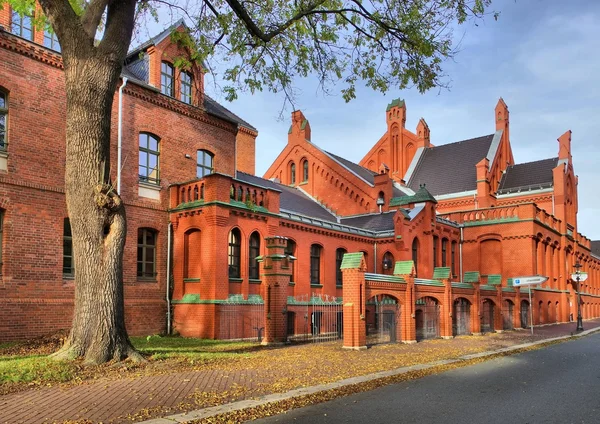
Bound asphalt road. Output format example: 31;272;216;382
255;333;600;424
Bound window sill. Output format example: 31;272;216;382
299;181;308;186
249;279;262;284
336;284;343;289
310;284;323;288
289;282;296;286
137;278;157;283
184;278;200;283
0;150;8;172
229;278;243;283
138;182;161;200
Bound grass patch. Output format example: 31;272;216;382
131;335;259;358
0;355;76;385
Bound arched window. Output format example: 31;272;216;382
63;218;74;277
310;244;322;285
249;232;261;280
412;238;419;277
290;162;296;185
184;229;201;279
433;236;439;268
160;62;175;96
139;133;160;184
336;248;347;286
0;210;3;266
137;228;157;279
383;251;394;274
441;239;448;267
197;149;214;178
180;71;193;104
302;160;309;182
285;239;296;283
11;10;33;40
228;228;241;279
0;90;7;150
451;241;457;277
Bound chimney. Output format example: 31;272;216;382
288;110;311;144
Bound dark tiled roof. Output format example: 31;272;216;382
591;241;600;258
498;157;558;194
340;211;396;232
392;184;411;197
124;56;149;82
203;95;257;131
408;134;494;196
324;151;378;184
389;185;437;206
235;172;337;222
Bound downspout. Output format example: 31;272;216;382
459;226;464;282
552;193;555;216
234;126;238;179
374;242;377;274
117;77;128;194
166;221;172;335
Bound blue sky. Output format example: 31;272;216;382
146;0;600;240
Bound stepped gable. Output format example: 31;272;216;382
122;21;255;131
498;157;558;194
408;134;494;196
235;172;337;222
340;211;397;232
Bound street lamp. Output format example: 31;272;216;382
571;262;585;332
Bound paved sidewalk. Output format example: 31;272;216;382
1;320;599;424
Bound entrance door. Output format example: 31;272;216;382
416;297;440;341
481;299;495;333
453;298;471;336
382;310;396;342
520;301;529;328
287;311;295;337
503;300;514;330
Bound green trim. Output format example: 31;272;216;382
336;284;343;288
229;278;243;283
396;235;402;239
288;125;292;134
341;252;364;269
389;186;437;206
249;279;262;284
452;283;474;289
394;260;414;275
287;296;343;306
433;267;451;280
289;282;296;286
301;119;308;130
415;278;444;287
365;273;404;283
262;273;292;277
179;294;200;303
310;284;324;288
386;98;405;111
183;278;201;283
229;199;269;213
463;271;480;283
502;287;516;292
462;217;519;227
480;285;497;291
170;199;205;211
487;274;502;285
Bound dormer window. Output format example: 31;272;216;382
11;10;33;40
160;62;175;96
180;71;192;104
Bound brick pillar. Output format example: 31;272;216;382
259;236;291;345
495;286;504;332
394;261;417;343
472;281;482;335
514;287;522;328
441;279;453;339
341;252;368;350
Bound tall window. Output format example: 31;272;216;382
441;239;448;267
433;236;438;268
310;244;321;285
248;232;260;280
302;160;309;182
180;71;192;104
451;241;457;277
412;238;419;277
11;11;33;40
137;228;157;279
285;239;296;283
160;62;175;96
63;218;75;276
383;251;394;274
139;133;160;184
290;163;296;185
336;248;347;286
0;91;7;150
197;149;214;178
228;228;241;278
44;30;61;52
0;211;4;266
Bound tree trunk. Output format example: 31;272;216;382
52;53;141;364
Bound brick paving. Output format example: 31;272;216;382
1;319;599;424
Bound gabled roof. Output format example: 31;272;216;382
389;184;437;206
340;211;397;232
408;134;495;196
127;19;185;58
591;241;600;258
498;157;558;194
324;151;378;184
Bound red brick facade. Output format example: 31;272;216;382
1;8;599;344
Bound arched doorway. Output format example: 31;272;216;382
502;300;514;330
453;298;471;336
481;299;495;333
365;295;400;345
416;296;440;341
520;300;530;328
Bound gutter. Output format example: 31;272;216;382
166;221;172;334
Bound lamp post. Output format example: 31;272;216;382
571;262;584;332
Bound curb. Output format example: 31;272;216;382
139;327;600;424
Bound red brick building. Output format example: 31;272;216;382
1;12;599;344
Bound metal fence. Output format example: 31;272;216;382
416;297;440;341
286;294;343;343
366;295;400;345
218;296;265;341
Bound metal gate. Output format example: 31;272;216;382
481;299;495;333
366;295;400;345
218;295;264;341
520;300;529;328
453;298;471;336
287;294;343;343
502;300;514;330
416;297;440;341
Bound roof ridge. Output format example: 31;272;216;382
507;157;558;168
324;150;377;175
428;133;495;149
127;18;185;57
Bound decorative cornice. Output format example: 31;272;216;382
0;31;64;70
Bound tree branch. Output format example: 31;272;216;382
38;0;85;49
81;0;112;40
99;0;138;60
